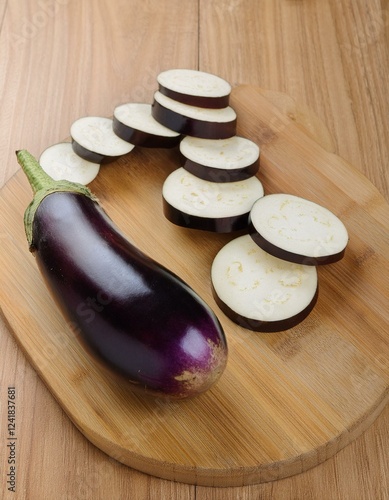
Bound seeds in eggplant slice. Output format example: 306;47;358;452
113;102;181;148
249;193;349;265
180;136;260;182
39;142;100;185
71;116;135;164
157;68;231;109
211;234;318;332
152;91;237;139
162;167;264;232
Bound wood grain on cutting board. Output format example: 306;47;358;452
1;85;388;487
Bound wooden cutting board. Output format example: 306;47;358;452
1;85;389;487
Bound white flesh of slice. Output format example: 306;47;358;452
250;193;349;259
180;136;260;169
71;117;135;156
163;168;264;218
211;234;318;322
157;69;231;98
114;103;180;137
39;142;100;185
153;92;236;123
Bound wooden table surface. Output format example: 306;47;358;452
0;1;388;499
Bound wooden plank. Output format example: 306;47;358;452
0;1;199;498
0;0;199;184
1;85;388;487
199;0;389;200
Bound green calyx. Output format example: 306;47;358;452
16;149;98;250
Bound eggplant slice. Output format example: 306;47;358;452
152;91;237;139
180;135;260;182
113;103;181;148
39;142;100;185
162;168;264;233
157;68;231;109
249;193;349;265
71;116;135;164
211;234;318;332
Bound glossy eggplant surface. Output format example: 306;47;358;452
18;150;227;399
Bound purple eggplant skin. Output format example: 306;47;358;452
158;85;230;109
163;199;252;233
151;99;237;140
182;158;259;183
17;150;228;399
112;116;182;149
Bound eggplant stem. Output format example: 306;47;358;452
16;149;57;194
16;149;98;249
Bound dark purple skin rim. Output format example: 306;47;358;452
112;116;182;149
212;284;319;333
182;157;259;183
163;198;250;233
248;221;346;266
151;99;237;140
158;84;230;109
71;139;120;165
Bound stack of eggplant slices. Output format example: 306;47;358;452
38;68;349;333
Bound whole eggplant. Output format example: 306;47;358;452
17;150;227;399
